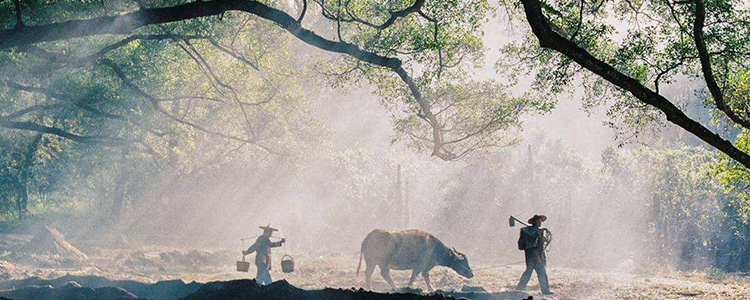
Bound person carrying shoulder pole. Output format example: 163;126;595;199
515;214;552;295
242;224;286;285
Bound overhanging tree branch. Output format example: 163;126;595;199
1;103;62;119
235;1;450;158
19;34;208;67
180;39;257;138
1;0;230;48
0;118;123;145
520;0;750;168
297;0;307;22
100;58;277;155
317;0;426;30
692;0;750;130
0;0;456;160
4;80;124;120
206;38;259;70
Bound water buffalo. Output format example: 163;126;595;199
356;229;474;291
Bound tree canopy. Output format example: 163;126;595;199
502;0;750;168
0;0;544;163
3;0;750;220
4;0;750;165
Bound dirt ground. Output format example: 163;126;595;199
2;243;750;300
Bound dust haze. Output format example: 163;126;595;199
31;21;705;272
1;1;747;299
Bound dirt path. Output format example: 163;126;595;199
1;248;749;300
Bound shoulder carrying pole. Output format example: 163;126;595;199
509;215;528;227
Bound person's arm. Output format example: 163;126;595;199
270;238;286;248
242;238;261;255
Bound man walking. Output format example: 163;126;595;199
516;214;552;295
242;224;286;285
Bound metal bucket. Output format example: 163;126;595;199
281;254;294;273
237;256;250;272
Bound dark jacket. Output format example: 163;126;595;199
518;226;545;252
246;236;283;269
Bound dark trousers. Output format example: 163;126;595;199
516;250;550;294
256;264;272;285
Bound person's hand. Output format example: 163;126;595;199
281;238;287;243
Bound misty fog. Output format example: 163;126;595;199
11;11;714;271
3;1;750;299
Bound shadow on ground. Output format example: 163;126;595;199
0;275;201;299
0;275;534;300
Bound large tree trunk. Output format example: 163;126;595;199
16;133;43;219
109;149;129;221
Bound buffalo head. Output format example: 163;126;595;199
447;247;474;278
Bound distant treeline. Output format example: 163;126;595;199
434;137;750;273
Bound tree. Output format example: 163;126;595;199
0;0;543;162
0;1;322;220
502;0;750;168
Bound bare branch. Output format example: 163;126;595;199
570;0;584;41
162;95;225;103
206;38;260;70
0;118;123;145
1;103;63;119
100;59;274;155
20;34;208;67
418;9;443;78
654;57;690;94
319;0;426;30
4;80;124;120
374;0;426;30
665;0;691;37
443;108;516;146
297;0;307;22
181;40;256;137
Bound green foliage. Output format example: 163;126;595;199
725;69;750;120
498;0;750;141
0;1;321;222
1;0;550;170
313;0;550;158
711;131;750;219
436;135;747;270
1;1;748;273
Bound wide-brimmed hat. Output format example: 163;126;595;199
528;215;547;224
259;223;278;232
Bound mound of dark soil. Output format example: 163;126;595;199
439;290;530;300
20;226;87;260
180;279;464;300
0;281;138;300
0;275;202;300
0;276;527;300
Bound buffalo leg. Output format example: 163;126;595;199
422;271;433;292
364;263;376;290
407;269;420;288
380;266;397;291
